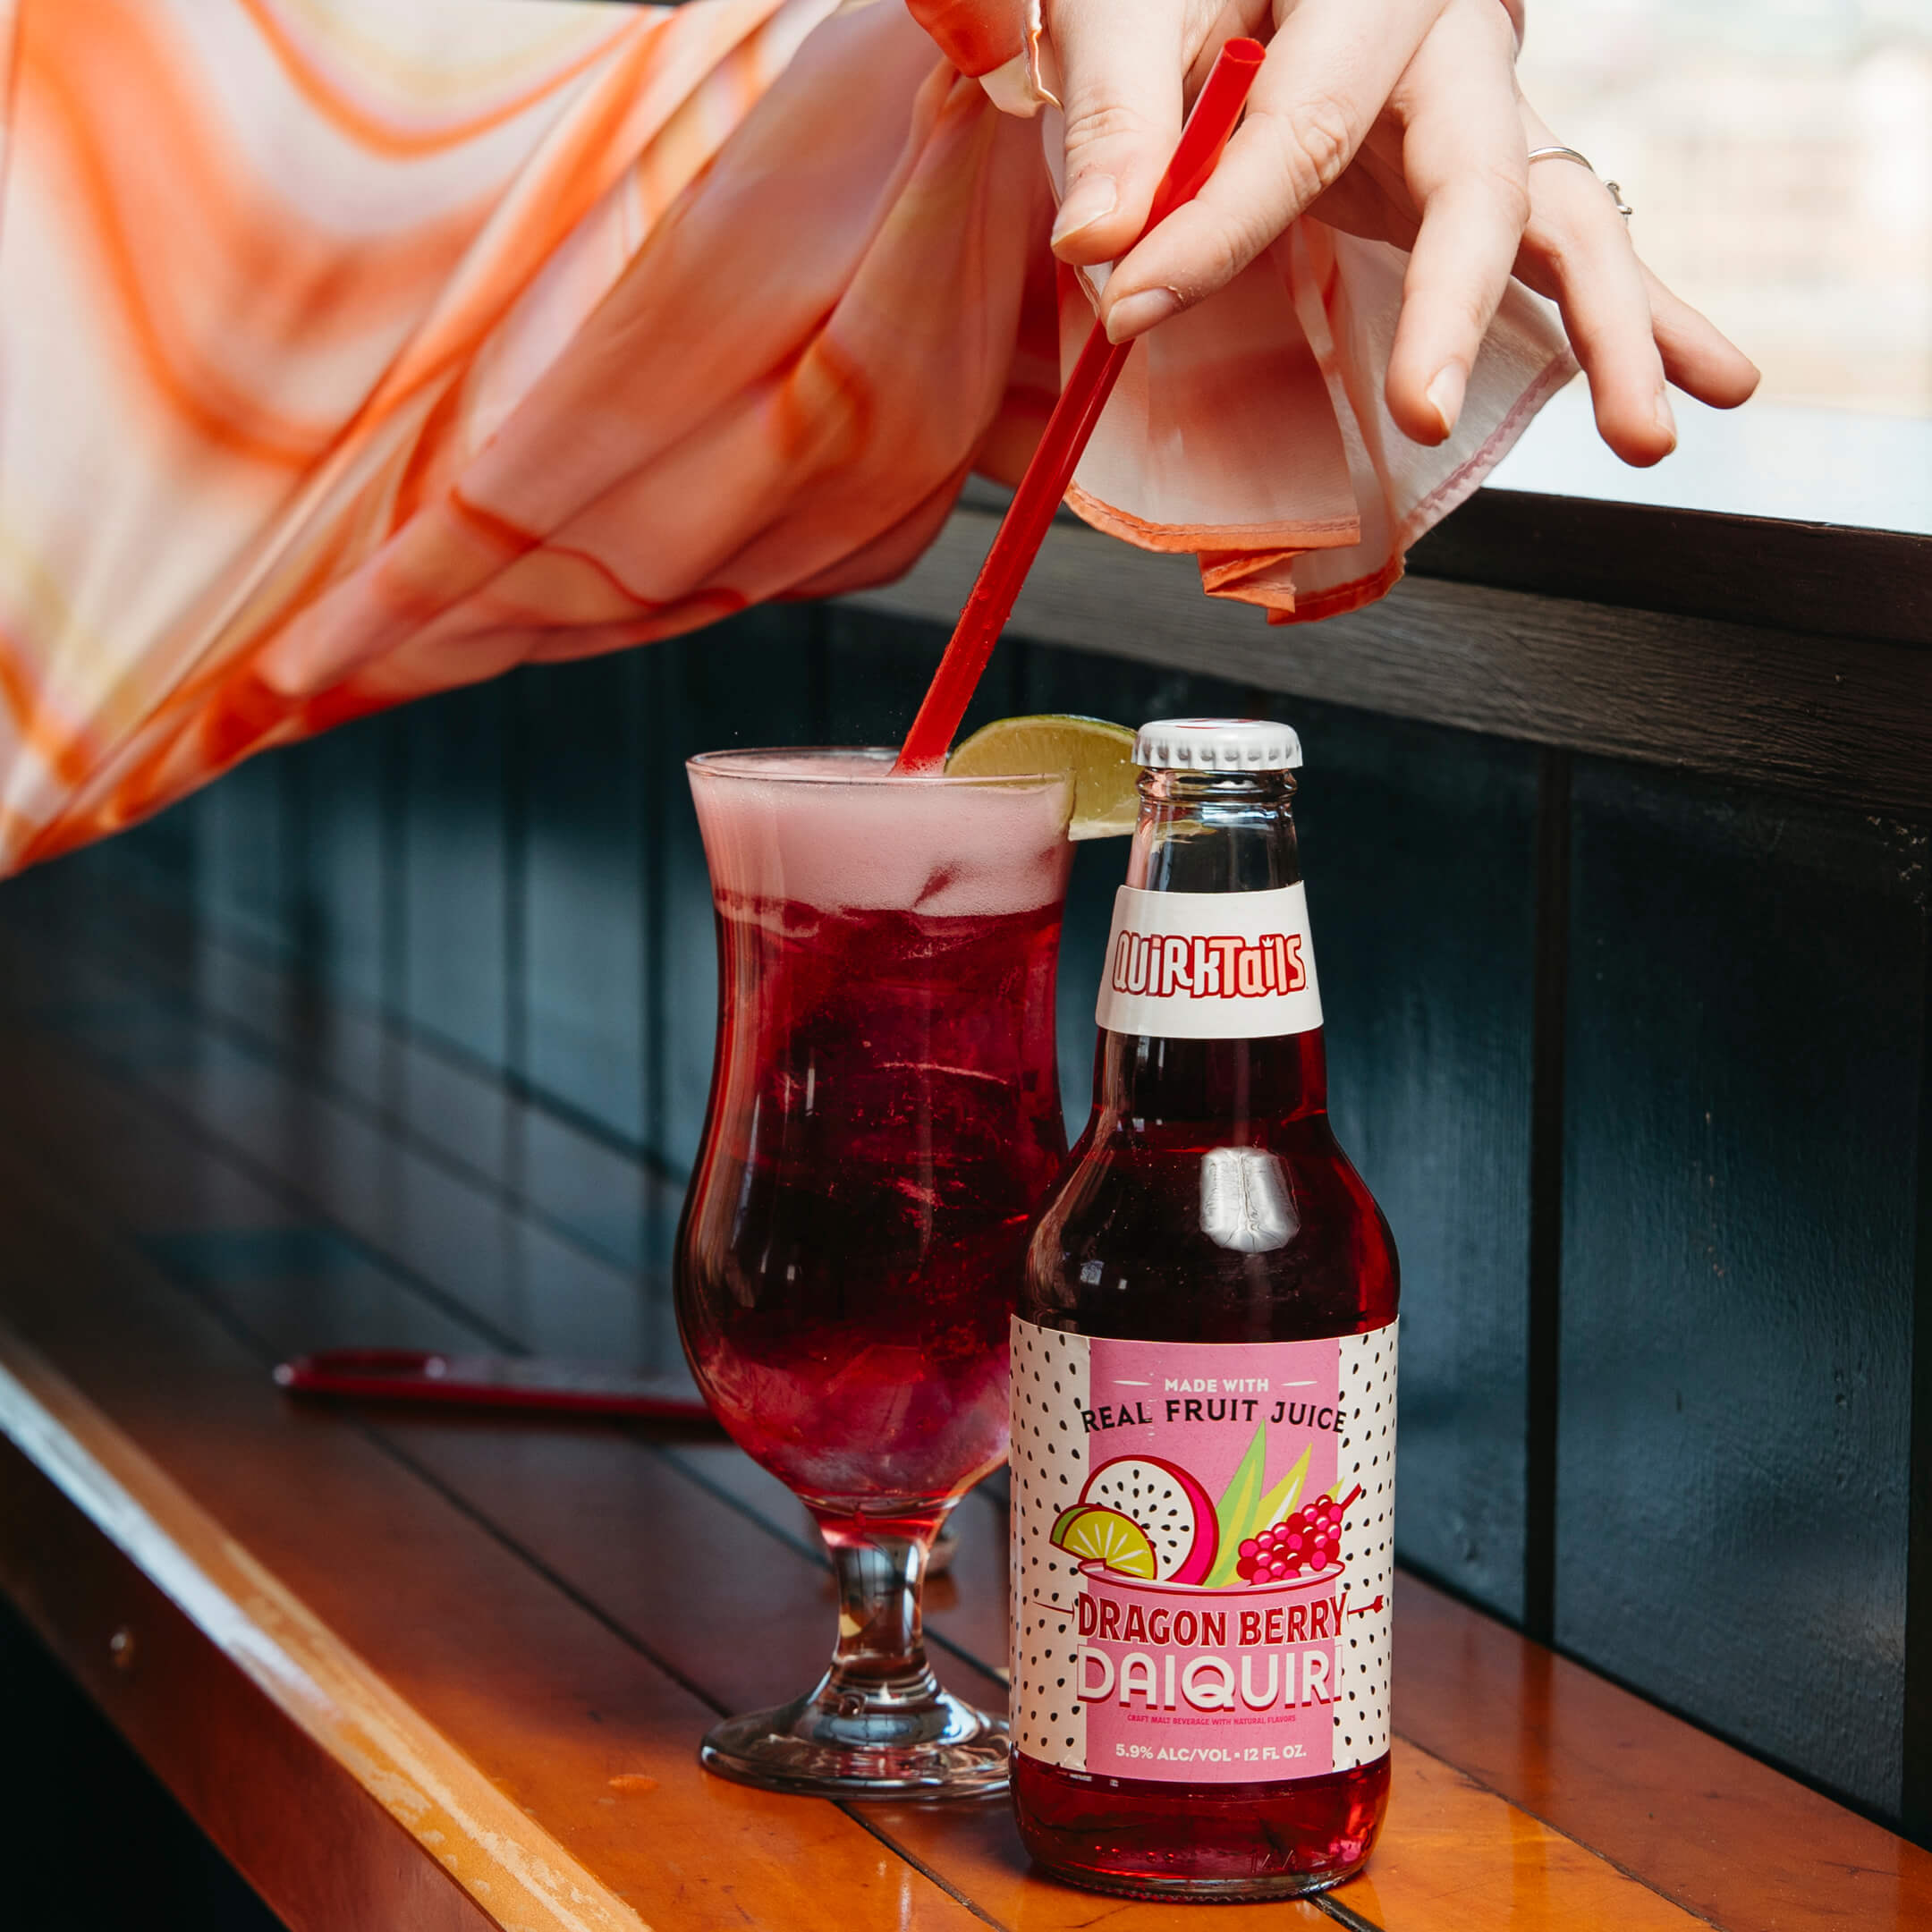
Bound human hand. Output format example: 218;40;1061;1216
1043;0;1758;466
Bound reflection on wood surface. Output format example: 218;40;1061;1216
0;1339;644;1932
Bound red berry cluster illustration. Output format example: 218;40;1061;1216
1235;1484;1363;1583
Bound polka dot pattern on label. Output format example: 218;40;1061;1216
1009;1319;1091;1770
1333;1320;1396;1770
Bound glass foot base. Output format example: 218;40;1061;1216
1033;1864;1357;1902
699;1688;1010;1800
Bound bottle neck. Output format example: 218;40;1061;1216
1097;768;1327;1131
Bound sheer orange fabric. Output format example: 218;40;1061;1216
0;0;1568;872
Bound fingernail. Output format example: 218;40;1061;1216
1652;386;1678;451
1052;174;1118;249
1104;287;1181;343
1425;364;1467;440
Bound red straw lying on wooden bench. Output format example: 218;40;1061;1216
894;38;1266;774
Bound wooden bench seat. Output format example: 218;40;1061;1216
0;876;1925;1931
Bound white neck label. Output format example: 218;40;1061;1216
1095;885;1324;1040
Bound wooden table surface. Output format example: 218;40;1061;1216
0;867;1925;1932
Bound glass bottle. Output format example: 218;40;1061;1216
1010;718;1398;1899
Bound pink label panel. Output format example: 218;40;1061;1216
1012;1324;1393;1787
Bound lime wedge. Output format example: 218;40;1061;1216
947;715;1139;840
1052;1504;1158;1578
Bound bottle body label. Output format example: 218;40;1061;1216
1095;885;1323;1039
1010;1317;1395;1784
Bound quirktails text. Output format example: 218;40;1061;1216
1111;932;1307;1001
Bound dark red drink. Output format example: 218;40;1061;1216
680;892;1067;1518
1011;720;1398;1899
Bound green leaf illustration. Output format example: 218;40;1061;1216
1249;1446;1311;1544
1206;1424;1269;1588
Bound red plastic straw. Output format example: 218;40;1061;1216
895;38;1266;773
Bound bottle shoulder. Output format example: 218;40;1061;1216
1022;1115;1399;1343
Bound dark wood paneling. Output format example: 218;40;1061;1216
821;604;930;748
402;682;512;1067
1524;748;1572;1644
284;714;394;1010
959;474;1932;649
192;750;293;957
519;655;649;1148
1284;701;1539;1623
1910;932;1932;1842
1557;764;1927;1818
847;505;1932;818
651;607;816;1173
107;1020;657;1361
820;605;1026;750
6;865;683;1296
144;1224;470;1358
117;791;200;895
1410;490;1932;648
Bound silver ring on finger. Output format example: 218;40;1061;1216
1527;145;1631;223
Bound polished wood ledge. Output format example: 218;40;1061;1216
0;872;1926;1931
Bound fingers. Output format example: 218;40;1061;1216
1382;0;1530;443
1101;0;1445;343
1641;265;1761;409
1055;0;1759;469
1047;0;1188;267
1516;147;1676;465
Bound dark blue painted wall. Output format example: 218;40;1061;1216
1556;767;1925;1817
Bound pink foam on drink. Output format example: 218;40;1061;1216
689;750;1072;918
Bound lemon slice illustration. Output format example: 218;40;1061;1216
1051;1504;1158;1579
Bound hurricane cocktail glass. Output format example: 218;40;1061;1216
676;749;1072;1797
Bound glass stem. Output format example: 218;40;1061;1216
818;1523;940;1711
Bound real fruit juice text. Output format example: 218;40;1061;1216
678;750;1072;1535
1011;719;1399;1902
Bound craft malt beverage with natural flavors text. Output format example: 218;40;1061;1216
1010;718;1398;1900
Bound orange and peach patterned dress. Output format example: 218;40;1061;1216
0;0;1570;871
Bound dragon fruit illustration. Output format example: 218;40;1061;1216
1076;1454;1219;1585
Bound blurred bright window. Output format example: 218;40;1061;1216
1519;0;1932;413
1495;2;1932;530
